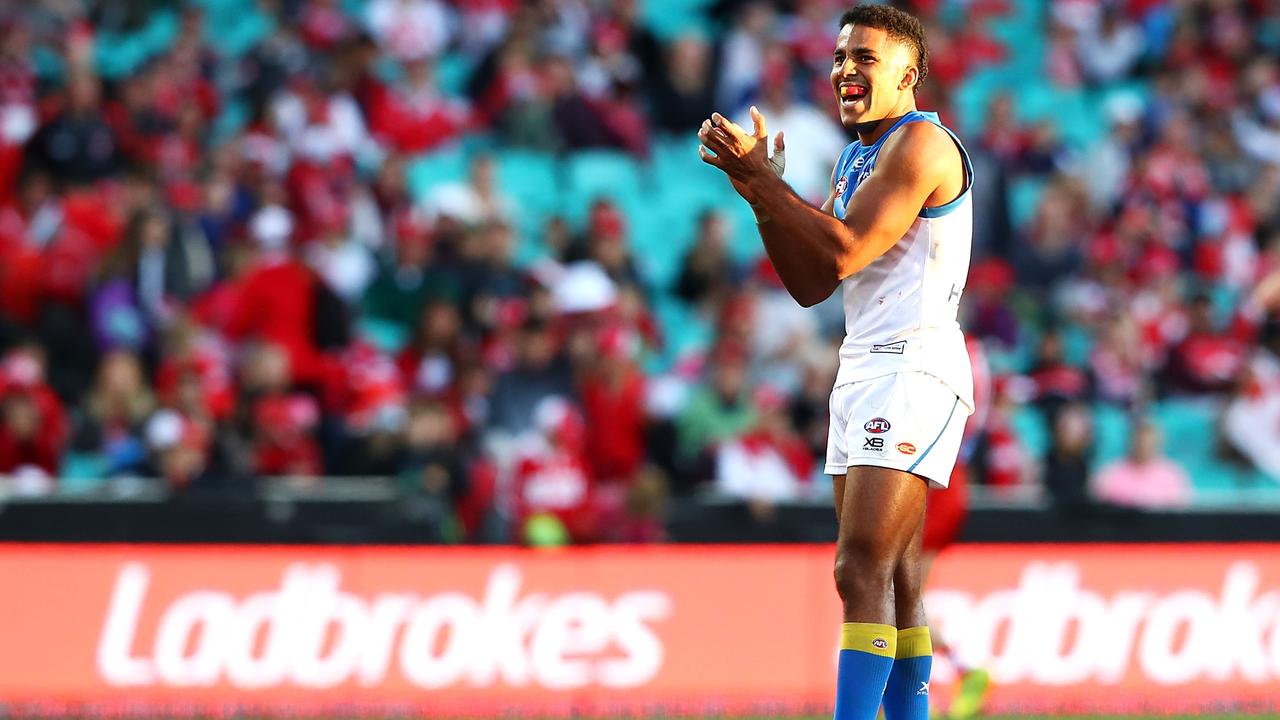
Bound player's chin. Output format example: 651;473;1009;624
837;105;865;126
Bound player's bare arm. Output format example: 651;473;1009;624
699;111;961;308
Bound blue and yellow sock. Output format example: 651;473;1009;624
882;626;932;720
834;623;897;720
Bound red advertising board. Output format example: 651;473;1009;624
0;543;1276;716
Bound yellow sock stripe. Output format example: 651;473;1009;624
895;626;933;659
840;622;898;658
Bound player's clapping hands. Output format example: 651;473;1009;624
699;106;785;202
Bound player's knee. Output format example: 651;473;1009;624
833;536;895;601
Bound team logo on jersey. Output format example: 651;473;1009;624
871;341;906;354
896;442;917;455
864;418;890;433
835;175;848;197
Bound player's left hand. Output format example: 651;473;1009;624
699;106;775;195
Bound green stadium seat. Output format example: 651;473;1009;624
1148;399;1245;493
1060;322;1094;367
93;9;179;78
405;146;469;200
495;150;561;266
651;294;713;371
643;0;715;40
564;150;647;221
209;99;250;146
358;316;409;354
1008;176;1047;229
59;453;108;492
1091;403;1131;466
435;54;473;98
1010;405;1050;458
652;135;741;207
190;0;274;58
498;150;560;215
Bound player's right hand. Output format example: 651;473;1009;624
699;107;775;201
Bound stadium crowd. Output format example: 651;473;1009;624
0;0;1277;543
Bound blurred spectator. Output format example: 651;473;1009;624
72;350;153;476
973;378;1029;489
1161;293;1246;396
305;208;375;304
226;206;327;385
964;259;1020;349
583;199;644;287
1013;180;1087;290
0;21;37;191
675;208;739;311
1222;326;1280;479
91;208;204;351
397;299;468;397
1028;329;1093;421
395;399;469;534
603;464;668;543
428;153;516;227
714;386;813;515
1076;5;1144;85
1092;420;1192;509
511;396;596;544
489;319;573;433
363;212;463;334
1089;315;1149;407
1043;402;1094;513
789;348;837;462
27;71;120;186
580;325;648;483
367;57;469;154
0;345;67;481
716;1;774;114
142;408;212;489
649;34;717;134
677;343;755;468
251;390;323;477
366;0;451;61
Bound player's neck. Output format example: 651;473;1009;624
853;100;919;146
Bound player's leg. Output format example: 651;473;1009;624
883;514;931;720
832;464;928;720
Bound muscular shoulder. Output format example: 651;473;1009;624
877;121;959;180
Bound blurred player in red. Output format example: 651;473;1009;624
921;336;991;719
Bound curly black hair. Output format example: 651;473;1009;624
838;5;930;92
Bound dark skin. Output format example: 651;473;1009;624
699;24;964;626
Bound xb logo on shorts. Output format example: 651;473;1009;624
864;418;890;434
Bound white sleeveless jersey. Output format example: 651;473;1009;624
830;111;974;412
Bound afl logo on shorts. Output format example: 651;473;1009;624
896;442;917;455
864;418;890;434
873;638;888;649
835;175;848;197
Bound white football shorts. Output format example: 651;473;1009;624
825;371;969;488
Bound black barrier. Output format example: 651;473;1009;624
1;480;1278;543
